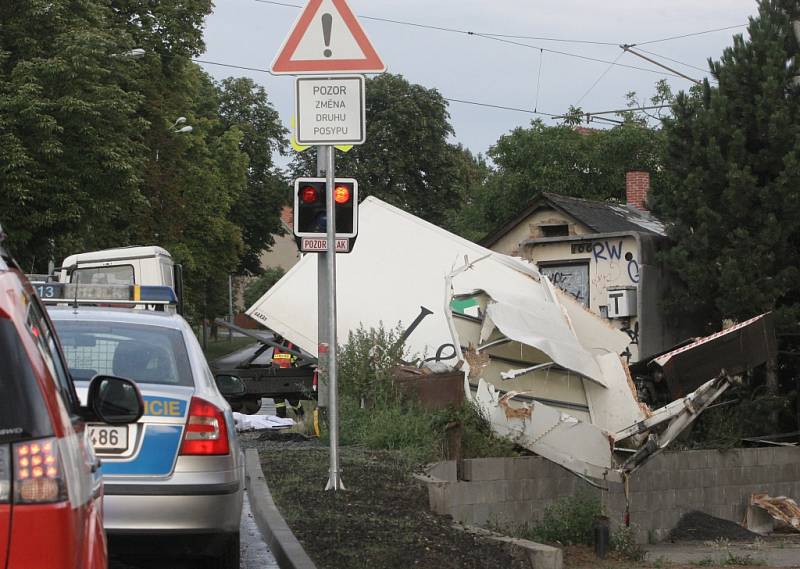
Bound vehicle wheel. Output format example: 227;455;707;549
240;397;262;415
207;532;240;569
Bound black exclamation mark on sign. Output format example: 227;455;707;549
322;13;333;58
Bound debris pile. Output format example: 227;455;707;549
669;511;760;542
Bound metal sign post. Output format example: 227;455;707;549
323;145;344;491
316;149;329;411
273;0;382;493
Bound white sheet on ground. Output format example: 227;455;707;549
233;413;295;432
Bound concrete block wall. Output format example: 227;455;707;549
422;447;800;543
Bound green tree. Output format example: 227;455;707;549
217;77;289;274
468;118;667;236
0;0;147;267
243;266;285;309
654;0;800;332
291;74;480;230
131;64;249;321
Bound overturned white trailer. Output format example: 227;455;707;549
248;198;760;483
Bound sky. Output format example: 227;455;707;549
199;0;758;166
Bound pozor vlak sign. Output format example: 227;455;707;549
296;76;365;146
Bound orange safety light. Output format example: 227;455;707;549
334;185;351;204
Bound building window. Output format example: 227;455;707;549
539;262;590;307
540;224;570;238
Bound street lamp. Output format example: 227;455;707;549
111;48;145;60
171;117;193;134
155;117;193;161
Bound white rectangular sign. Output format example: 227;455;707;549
295;75;365;145
300;237;350;253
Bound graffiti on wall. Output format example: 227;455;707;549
571;240;639;284
540;263;590;307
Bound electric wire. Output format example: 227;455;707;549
250;0;723;80
468;33;683;79
443;97;557;117
575;51;624;106
635;24;746;46
252;0;616;45
194;59;277;75
534;49;544;113
252;0;744;50
479;32;617;46
192;57;560;118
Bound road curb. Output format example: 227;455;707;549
245;448;318;569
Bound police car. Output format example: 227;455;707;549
41;284;244;569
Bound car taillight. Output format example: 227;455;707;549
12;437;65;503
179;397;230;456
0;445;10;503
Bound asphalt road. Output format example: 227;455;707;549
109;494;278;569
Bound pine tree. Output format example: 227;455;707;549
655;0;800;334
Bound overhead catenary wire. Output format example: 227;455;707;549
251;0;720;81
192;57;561;118
575;51;625;107
635;24;747;46
469;33;685;79
193;59;279;75
252;0;744;50
443;97;557;118
252;0;617;46
534;49;544;113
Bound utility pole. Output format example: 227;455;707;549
228;274;234;341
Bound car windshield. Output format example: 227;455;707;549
54;321;193;386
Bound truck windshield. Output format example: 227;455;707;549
71;265;134;285
0;319;51;443
54;321;193;386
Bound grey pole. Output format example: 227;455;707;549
227;274;234;341
324;145;344;491
317;147;330;409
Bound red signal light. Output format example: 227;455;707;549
334;185;351;204
301;186;319;204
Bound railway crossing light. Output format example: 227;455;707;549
293;178;358;239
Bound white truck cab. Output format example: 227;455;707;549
58;246;183;311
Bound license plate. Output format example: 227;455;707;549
88;425;128;453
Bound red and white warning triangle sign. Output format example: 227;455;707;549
271;0;385;75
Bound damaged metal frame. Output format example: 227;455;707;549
444;256;773;484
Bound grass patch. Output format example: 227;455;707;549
691;552;766;566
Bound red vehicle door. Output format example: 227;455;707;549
0;273;106;569
0;444;10;569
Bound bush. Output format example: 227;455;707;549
612;524;645;561
528;492;602;545
333;324;517;465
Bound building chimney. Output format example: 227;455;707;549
626;171;650;211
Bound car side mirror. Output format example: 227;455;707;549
86;375;144;424
216;374;246;397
